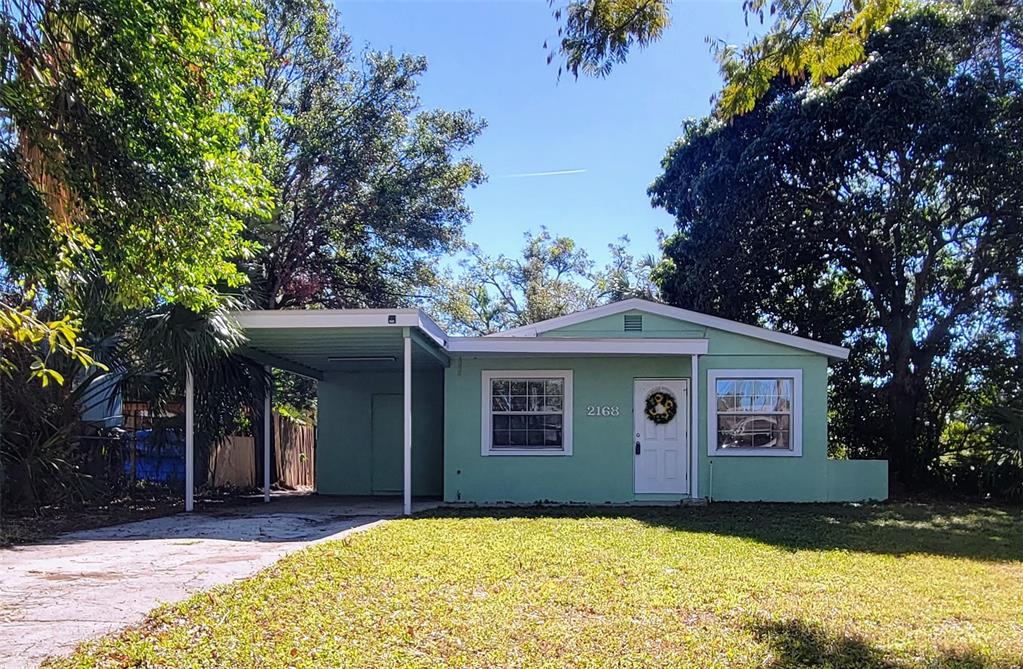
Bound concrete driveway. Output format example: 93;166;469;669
0;495;438;668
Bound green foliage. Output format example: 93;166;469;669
0;0;272;310
433;228;656;335
982;405;1023;497
649;4;1023;491
273;369;316;426
94;294;273;495
549;0;671;78
0;286;265;508
550;0;901;117
713;0;901;116
942;402;1023;499
0;0;273;388
246;0;485;310
1;0;488;508
0;299;104;384
49;504;1023;667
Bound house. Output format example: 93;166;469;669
204;299;887;513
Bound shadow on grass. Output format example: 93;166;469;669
418;502;1023;562
749;616;995;669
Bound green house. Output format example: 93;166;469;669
223;299;887;513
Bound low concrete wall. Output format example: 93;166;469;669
826;459;889;501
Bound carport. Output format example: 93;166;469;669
181;309;449;515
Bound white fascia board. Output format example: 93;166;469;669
447;337;709;356
229;309;447;347
231;309;420;329
414;311;449;347
488;298;849;360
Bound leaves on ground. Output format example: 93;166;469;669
47;503;1023;668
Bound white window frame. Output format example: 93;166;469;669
481;370;573;456
707;369;803;457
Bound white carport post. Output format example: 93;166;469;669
690;353;700;499
264;366;271;503
403;329;413;516
184;366;194;512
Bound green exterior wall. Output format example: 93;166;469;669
698;354;828;502
316;368;444;496
310;307;887;504
825;460;890;502
444;356;691;504
442;309;887;504
546;311;708;339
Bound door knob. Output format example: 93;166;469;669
635;441;641;455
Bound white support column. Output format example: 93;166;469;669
403;330;413;516
185;366;194;512
264;367;271;503
690;354;700;499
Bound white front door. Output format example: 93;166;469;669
634;378;689;494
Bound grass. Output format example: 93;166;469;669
48;503;1023;668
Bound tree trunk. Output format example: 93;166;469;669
884;370;933;492
882;313;936;492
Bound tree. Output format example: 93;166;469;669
0;0;273;512
246;0;485;311
222;0;487;484
0;0;272;383
0;275;262;507
648;4;1023;490
0;0;271;312
434;229;656;335
549;0;902;116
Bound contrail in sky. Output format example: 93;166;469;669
500;168;587;178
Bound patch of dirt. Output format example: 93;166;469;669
0;488;266;547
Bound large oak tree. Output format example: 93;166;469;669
247;0;485;311
649;4;1023;489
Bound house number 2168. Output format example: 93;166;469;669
587;405;620;417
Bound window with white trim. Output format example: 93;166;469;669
708;369;802;456
482;371;573;455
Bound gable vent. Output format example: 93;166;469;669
623;314;643;332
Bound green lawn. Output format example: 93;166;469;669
50;503;1022;668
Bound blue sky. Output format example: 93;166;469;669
336;0;756;266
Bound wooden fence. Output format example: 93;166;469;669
274;414;315;489
208;413;314;490
208;435;255;488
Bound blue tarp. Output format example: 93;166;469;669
125;429;185;483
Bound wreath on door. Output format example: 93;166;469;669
645;390;677;425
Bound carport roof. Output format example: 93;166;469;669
231;297;850;374
230;306;713;379
230;309;449;378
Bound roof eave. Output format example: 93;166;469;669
485;298;850;360
229;308;447;348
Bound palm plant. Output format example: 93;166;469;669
106;296;269;494
1;273;267;510
982;404;1023;499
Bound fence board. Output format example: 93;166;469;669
207;413;315;490
275;415;315;489
208;435;255;488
